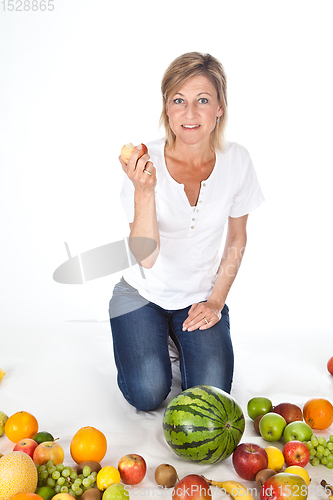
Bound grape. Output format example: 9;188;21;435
318;436;326;445
317;445;325;454
37;459;97;500
327;461;333;469
83;466;91;477
47;478;56;488
330;435;333;442
311;457;320;466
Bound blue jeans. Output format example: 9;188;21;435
109;279;234;411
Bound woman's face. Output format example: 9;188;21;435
166;74;223;149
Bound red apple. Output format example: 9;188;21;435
232;443;268;481
260;472;307;500
120;143;148;164
328;356;333;376
33;440;64;465
282;440;310;467
118;454;147;485
172;475;212;500
13;438;39;458
272;403;303;424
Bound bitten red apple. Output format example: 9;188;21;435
282;440;310;467
272;403;303;424
33;440;64;465
232;443;268;481
172;475;212;500
120;143;148;164
13;438;39;458
118;454;147;485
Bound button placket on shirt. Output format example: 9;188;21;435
190;182;206;230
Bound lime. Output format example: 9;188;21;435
34;431;54;444
36;485;56;500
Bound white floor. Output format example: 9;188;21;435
1;311;333;500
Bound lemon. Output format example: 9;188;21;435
284;465;311;486
265;446;285;472
0;368;5;381
97;466;121;491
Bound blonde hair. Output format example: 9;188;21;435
160;52;228;151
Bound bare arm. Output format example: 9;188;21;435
120;145;160;269
182;215;248;331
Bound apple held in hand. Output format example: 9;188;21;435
13;437;39;458
172;475;212;500
283;440;310;467
33;439;64;465
232;443;268;481
259;412;287;442
283;422;313;443
273;403;303;425
120;143;148;164
247;397;273;420
260;472;308;500
118;454;147;485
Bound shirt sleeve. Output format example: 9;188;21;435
229;148;265;218
120;173;135;223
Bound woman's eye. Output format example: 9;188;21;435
173;98;183;104
199;98;208;104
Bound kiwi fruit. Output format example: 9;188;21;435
76;460;102;475
81;488;102;500
254;414;263;434
154;463;178;488
255;468;277;488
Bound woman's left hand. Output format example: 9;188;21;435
182;300;223;331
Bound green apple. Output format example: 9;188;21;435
247;397;273;420
259;412;287;441
0;411;8;437
283;421;313;443
102;484;129;500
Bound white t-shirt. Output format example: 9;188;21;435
120;138;264;310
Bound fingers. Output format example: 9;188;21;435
182;303;221;331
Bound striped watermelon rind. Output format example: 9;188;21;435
162;385;245;464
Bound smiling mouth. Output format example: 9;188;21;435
182;125;200;129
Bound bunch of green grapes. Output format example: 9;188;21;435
36;460;98;498
306;434;333;468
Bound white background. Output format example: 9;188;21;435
0;1;333;498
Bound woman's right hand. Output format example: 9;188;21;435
119;144;157;192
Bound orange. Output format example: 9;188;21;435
303;398;333;430
12;494;43;500
5;411;39;443
70;426;107;464
0;451;38;500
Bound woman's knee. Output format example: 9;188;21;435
118;363;172;411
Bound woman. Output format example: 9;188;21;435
109;52;264;411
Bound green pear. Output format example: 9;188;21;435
0;411;8;437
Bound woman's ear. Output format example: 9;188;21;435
217;105;224;117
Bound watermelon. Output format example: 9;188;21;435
162;385;245;464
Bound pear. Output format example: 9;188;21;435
0;411;8;437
